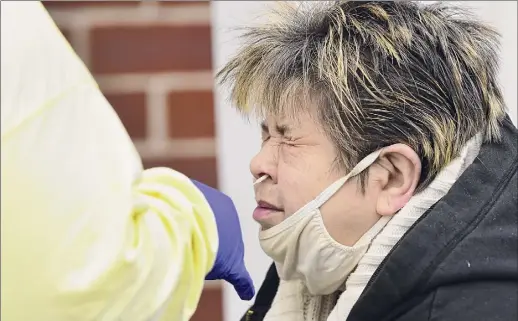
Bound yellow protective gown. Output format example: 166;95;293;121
0;2;218;320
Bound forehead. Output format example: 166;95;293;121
255;86;328;134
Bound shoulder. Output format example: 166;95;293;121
395;281;518;321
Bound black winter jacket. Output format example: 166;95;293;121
241;117;518;321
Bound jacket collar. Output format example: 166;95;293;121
347;116;518;321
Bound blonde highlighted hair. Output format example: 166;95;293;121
217;1;507;190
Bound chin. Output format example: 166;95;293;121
259;222;275;230
257;212;285;230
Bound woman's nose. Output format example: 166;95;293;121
250;143;277;182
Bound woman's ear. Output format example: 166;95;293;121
374;144;421;216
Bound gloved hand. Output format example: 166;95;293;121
191;179;255;300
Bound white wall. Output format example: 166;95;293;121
459;1;518;124
210;3;275;321
211;2;517;321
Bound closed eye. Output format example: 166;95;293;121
282;135;297;144
281;141;297;148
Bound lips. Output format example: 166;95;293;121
253;200;283;224
256;200;282;211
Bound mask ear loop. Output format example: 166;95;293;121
313;149;383;207
253;175;268;186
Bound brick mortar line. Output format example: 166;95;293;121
133;138;216;159
97;71;215;94
204;280;223;289
48;5;210;29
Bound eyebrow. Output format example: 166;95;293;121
260;121;292;136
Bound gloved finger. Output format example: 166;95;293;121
204;261;222;280
229;267;255;301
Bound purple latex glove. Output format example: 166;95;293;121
191;179;255;301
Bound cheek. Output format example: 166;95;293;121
277;161;316;215
279;144;314;172
276;144;342;216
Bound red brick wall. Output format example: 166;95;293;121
42;1;223;320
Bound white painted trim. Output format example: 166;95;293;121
211;3;274;321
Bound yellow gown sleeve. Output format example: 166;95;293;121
0;2;218;321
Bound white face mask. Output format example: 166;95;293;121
257;149;391;295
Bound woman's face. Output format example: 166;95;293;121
250;111;382;245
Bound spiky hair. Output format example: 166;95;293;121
216;1;507;190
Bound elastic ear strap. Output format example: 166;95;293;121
348;150;382;178
313;149;382;207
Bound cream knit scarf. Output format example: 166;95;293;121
263;134;483;321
